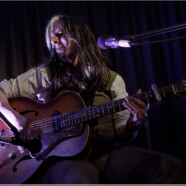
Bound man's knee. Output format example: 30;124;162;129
43;159;99;184
160;155;185;183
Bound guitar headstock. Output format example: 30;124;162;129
173;80;186;98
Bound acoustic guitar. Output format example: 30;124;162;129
0;80;185;183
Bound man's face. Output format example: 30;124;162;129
50;20;74;60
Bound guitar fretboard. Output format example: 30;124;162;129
133;85;175;104
52;85;175;131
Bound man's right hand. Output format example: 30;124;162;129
0;90;32;141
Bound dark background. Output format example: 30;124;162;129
0;1;186;166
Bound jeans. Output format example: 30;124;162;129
42;146;185;184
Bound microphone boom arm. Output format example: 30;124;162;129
126;23;186;41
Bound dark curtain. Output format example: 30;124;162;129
0;1;186;165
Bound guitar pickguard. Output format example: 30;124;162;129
31;123;84;159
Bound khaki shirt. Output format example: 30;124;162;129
0;65;130;131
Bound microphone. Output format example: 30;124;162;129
97;35;132;49
98;23;186;50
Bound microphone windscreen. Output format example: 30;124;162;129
97;35;109;50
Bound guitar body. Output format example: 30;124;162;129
0;92;93;184
0;80;185;183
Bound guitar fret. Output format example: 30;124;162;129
94;107;97;118
84;112;88;121
106;104;110;114
64;117;67;127
119;100;124;111
97;106;100;117
91;109;94;118
145;92;149;103
162;88;166;98
149;92;155;101
101;105;105;115
90;108;93;119
158;88;164;99
80;113;83;122
118;100;121;111
78;114;81;123
112;102;115;113
74;115;76;124
171;85;176;95
87;108;91;120
74;115;77;124
67;116;70;126
93;107;96;118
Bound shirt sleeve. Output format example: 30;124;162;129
111;74;130;129
0;65;51;100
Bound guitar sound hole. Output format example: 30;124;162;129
1;143;6;147
1;129;6;136
0;129;6;147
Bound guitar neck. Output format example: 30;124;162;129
57;84;176;127
133;84;175;104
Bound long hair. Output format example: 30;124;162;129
45;15;111;98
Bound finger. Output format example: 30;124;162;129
123;100;146;123
129;97;147;112
136;88;142;95
126;97;146;112
124;97;147;119
123;98;139;116
134;89;149;112
123;101;140;122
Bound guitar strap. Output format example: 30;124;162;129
80;83;96;107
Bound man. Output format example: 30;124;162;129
0;14;185;183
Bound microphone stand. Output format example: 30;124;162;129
124;23;186;41
123;23;186;148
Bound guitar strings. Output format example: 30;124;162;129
3;85;174;138
31;102;121;129
31;100;124;131
30;85;174;132
31;98;121;127
31;86;174;134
